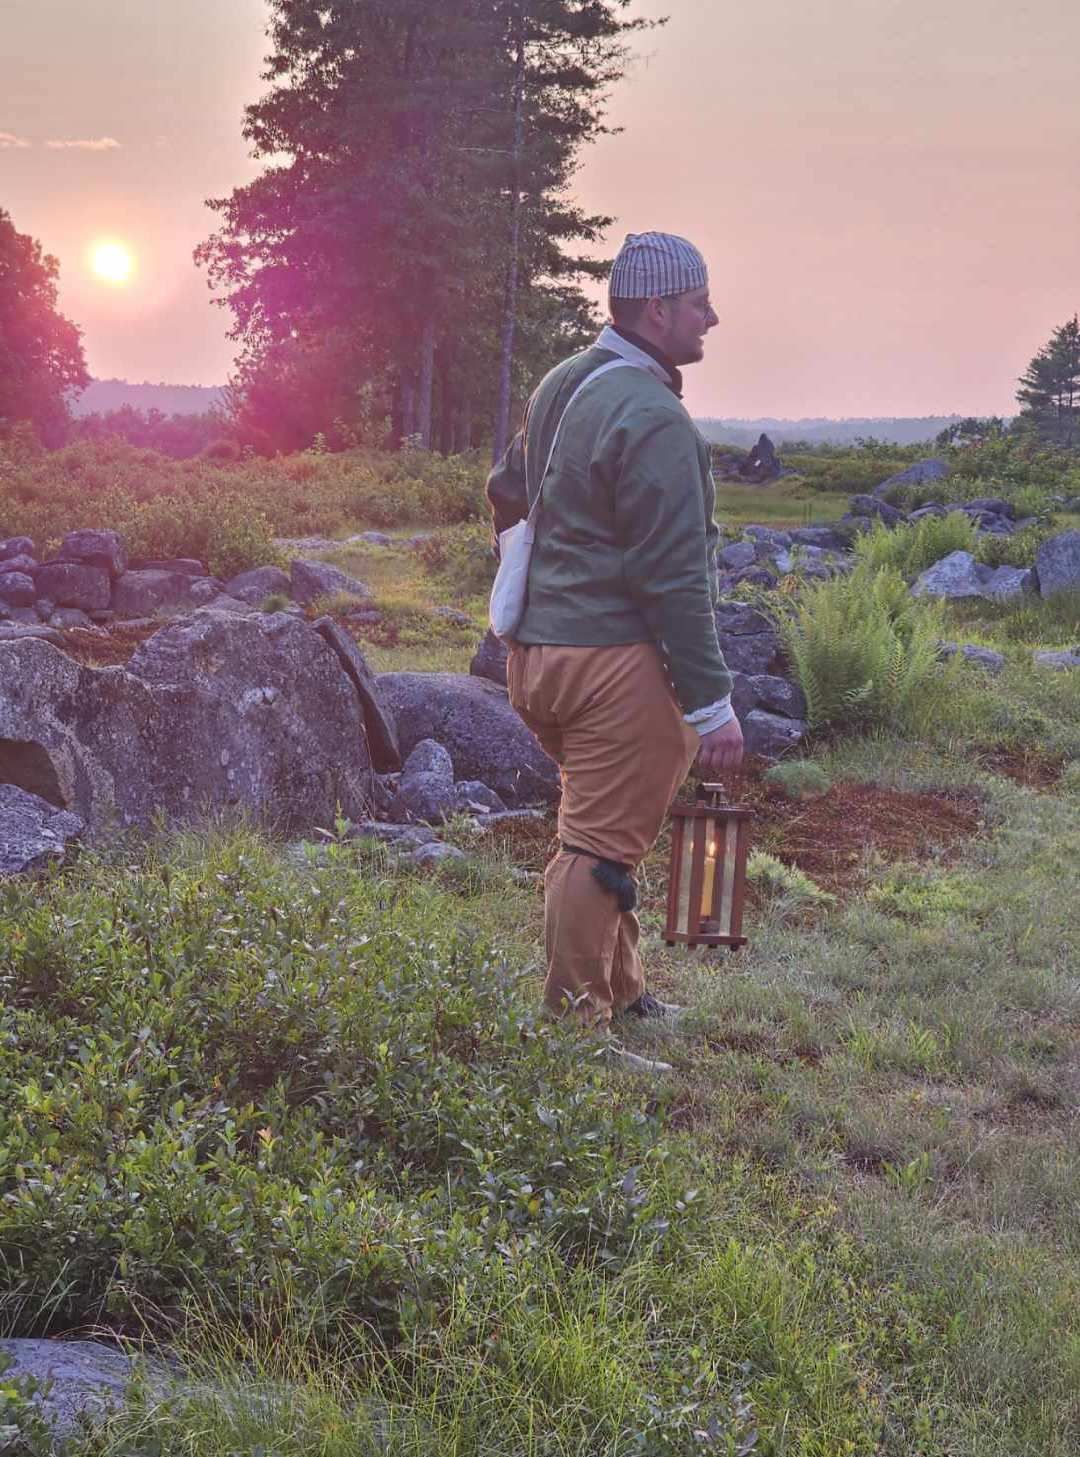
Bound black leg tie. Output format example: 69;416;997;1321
561;842;638;913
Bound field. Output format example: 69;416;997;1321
1;440;1079;1454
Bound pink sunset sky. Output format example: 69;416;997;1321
3;0;1078;419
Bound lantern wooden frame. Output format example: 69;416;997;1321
664;784;752;950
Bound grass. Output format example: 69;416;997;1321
4;440;1080;1454
9;703;1080;1453
714;482;850;527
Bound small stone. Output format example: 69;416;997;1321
454;780;507;815
0;784;84;875
981;566;1033;600
0;571;35;608
717;540;757;571
0;553;37;573
111;570;218;618
223;565;292;604
433;606;472;627
911;551;989;600
349;820;439;847
1033;648;1080;670
289;559;369;605
469;629;508;686
0;621;64;644
965;497;1016;520
48;608;96;631
32;561;111;611
57;529;127;579
741;709;807;759
402;738;454;784
410;841;468;868
1034;530;1080;599
872;457;950;498
849;494;906;527
128;558;207;576
937;641;1005;674
0;537;35;561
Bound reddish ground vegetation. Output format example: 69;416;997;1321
973;745;1065;790
57;622;160;666
734;774;985;896
489;768;986;904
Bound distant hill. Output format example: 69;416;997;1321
694;416;969;448
72;380;227;418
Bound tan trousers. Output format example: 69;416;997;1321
506;642;699;1028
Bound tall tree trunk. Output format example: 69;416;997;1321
461;394;474;452
417;316;436;450
400;374;417;445
438;345;455;454
492;21;526;466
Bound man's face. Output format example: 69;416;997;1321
652;286;719;366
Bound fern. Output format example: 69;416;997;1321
853;512;976;578
774;563;960;734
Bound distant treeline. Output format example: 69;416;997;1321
695;416;984;449
71;380;227;418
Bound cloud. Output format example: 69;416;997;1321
0;131;31;149
44;136;122;151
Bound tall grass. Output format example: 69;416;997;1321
852;513;976;577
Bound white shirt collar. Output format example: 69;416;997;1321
594;324;675;387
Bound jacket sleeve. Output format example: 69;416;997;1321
611;410;732;715
486;431;528;550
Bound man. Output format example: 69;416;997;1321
487;232;742;1065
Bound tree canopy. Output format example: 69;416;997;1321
0;208;88;445
196;0;652;453
1016;315;1080;448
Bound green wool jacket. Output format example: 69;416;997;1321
486;333;732;716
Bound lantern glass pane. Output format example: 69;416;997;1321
717;815;739;936
675;821;694;936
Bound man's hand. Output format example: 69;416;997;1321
694;716;744;779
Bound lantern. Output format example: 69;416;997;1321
664;784;752;950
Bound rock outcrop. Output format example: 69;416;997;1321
1034;530;1080;598
0;610;373;837
378;671;560;807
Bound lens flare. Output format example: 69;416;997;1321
91;241;134;284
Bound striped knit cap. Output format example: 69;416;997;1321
608;232;708;301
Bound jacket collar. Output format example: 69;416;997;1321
595;323;683;396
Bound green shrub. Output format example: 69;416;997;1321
0;833;693;1343
853;513;976;578
949;589;1080;646
1062;761;1080;797
775;563;959;734
747;851;835;912
417;522;496;600
972;524;1052;569
764;760;832;799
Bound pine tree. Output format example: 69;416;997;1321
1016;316;1080;447
0;208;88;444
195;0;651;453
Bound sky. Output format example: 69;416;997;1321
2;0;1078;418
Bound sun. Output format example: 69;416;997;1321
90;240;135;285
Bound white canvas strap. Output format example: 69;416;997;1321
524;358;637;524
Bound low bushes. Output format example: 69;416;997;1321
0;832;686;1345
0;438;488;571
